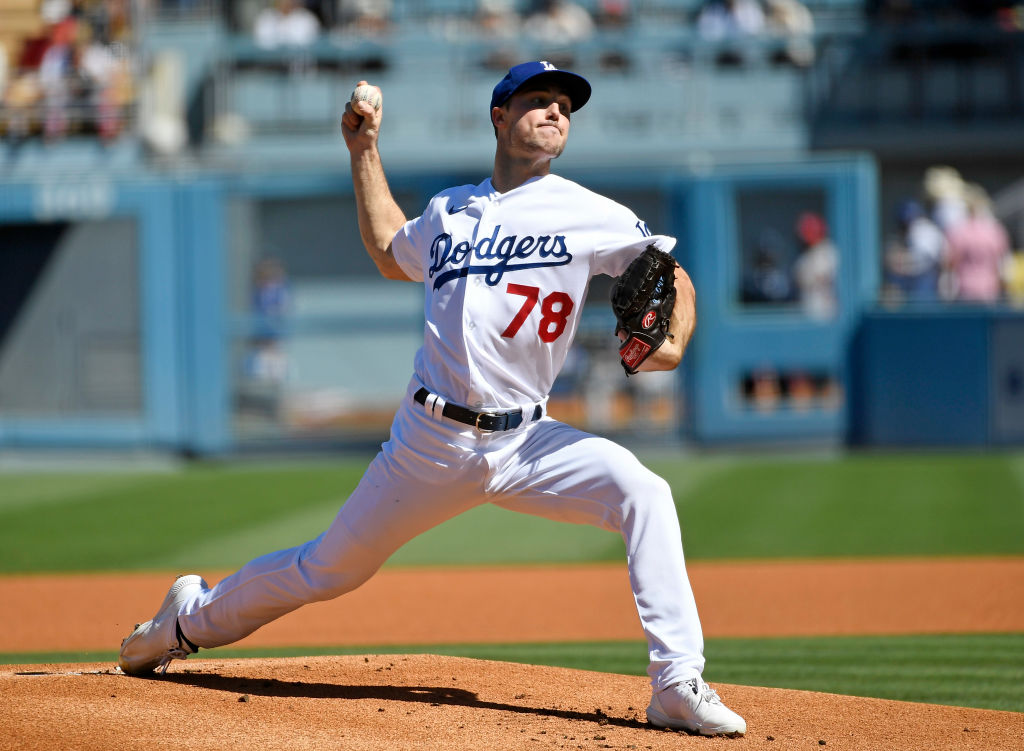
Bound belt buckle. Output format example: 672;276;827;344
474;411;495;432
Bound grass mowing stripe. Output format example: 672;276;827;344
3;451;1024;572
0;473;154;513
146;496;345;571
707;634;1024;713
4;634;1021;713
386;504;626;567
662;452;1024;560
0;464;365;572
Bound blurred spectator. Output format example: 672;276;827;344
883;199;945;304
140;49;188;156
924;165;969;234
523;0;595;44
786;370;815;411
792;211;838;320
997;3;1024;30
85;0;134;46
0;40;9;96
74;24;135;141
39;17;78;140
944;184;1012;303
475;0;521;72
746;366;782;412
337;0;393;34
3;72;41;145
696;0;765;39
696;0;766;66
1004;247;1024;307
246;257;292;386
254;0;321;48
741;228;795;305
763;0;815;67
476;0;521;38
594;0;632;29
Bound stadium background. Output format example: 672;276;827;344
1;0;1024;732
2;0;1023;454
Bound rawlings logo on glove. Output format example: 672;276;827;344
610;245;678;375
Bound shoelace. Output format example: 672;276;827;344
685;678;722;705
157;645;190;675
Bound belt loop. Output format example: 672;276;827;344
432;396;446;419
423;392;439;420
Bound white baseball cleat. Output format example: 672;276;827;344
646;676;747;737
118;574;207;676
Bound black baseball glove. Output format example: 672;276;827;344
610;245;678;375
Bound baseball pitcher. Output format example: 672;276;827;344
119;61;745;737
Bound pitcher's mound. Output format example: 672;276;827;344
3;654;1020;750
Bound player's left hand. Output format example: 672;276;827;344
611;245;682;375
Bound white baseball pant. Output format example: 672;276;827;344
179;379;706;690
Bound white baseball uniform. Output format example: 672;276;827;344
179;173;707;690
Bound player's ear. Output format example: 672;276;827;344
491;105;507;130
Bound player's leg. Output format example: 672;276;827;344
491;419;702;687
175;450;427;649
179;405;491;648
490;420;745;735
121;397;490;672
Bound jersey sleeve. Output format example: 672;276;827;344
589;200;677;277
391;215;429;283
390;185;477;283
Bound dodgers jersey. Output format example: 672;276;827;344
391;174;676;411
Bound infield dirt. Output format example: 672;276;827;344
2;558;1023;750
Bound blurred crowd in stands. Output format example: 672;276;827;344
4;0;1022;149
236;0;1024;43
882;166;1023;307
230;0;828;69
1;0;136;145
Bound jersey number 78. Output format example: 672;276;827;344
501;284;575;343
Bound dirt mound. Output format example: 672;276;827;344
3;655;1021;751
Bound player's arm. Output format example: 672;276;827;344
341;81;411;282
633;264;696;372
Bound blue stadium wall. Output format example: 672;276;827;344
1;156;1021;453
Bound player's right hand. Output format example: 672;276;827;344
341;80;382;152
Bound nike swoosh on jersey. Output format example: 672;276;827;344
447;204;469;214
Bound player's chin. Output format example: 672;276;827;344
533;136;566;158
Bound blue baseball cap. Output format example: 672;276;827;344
489;61;592;112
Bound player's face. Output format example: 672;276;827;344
494;84;572;160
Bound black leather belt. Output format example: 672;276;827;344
414;388;542;432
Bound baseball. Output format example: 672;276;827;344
350;84;381;115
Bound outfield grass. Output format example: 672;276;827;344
4;634;1022;713
2;451;1024;572
2;451;1022;714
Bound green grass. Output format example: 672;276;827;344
2;451;1022;715
4;634;1022;713
669;451;1024;560
2;451;1024;572
0;462;363;572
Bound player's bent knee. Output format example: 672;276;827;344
623;473;675;519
